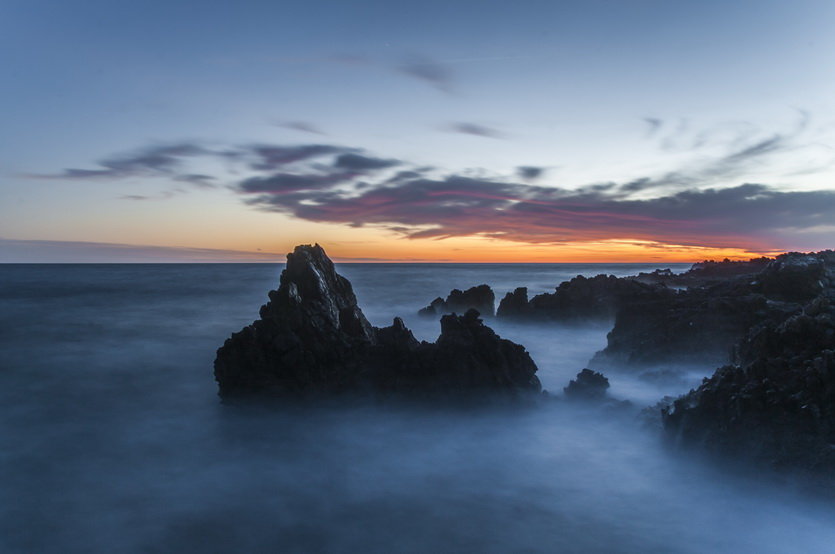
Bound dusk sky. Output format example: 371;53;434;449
2;0;835;262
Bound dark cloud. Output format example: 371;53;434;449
240;169;835;249
445;122;504;139
275;121;326;135
250;144;356;170
173;174;216;188
398;56;453;92
42;143;206;179
238;171;359;193
517;166;544;180
334;153;401;170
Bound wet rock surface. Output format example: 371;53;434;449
215;245;540;401
418;284;496;318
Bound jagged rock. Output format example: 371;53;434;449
660;251;835;477
418;284;495;317
496;274;668;323
496;287;533;320
215;245;539;401
563;369;610;400
593;252;835;367
633;257;772;287
663;295;835;475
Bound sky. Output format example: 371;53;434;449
1;0;835;262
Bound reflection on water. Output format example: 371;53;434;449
1;263;833;553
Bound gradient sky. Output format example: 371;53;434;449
2;0;835;262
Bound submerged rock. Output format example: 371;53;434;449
563;369;610;400
418;284;496;318
215;245;540;401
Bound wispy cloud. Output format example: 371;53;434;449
397;55;454;93
27;113;835;253
33;143;208;180
444;122;504;139
274;121;326;135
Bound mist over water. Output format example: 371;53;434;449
2;263;834;553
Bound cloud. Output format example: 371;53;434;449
643;117;662;137
275;121;326;135
173;174;216;188
397;56;453;92
249;144;356;170
445;122;504;139
39;143;207;179
334;153;401;170
0;239;283;263
28;113;835;253
238;171;360;193
240;169;835;250
517;166;545;180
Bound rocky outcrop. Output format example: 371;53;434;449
662;295;835;474
496;287;534;319
418;284;496;318
214;245;540;401
633;256;772;287
660;251;835;476
563;369;610;400
496;274;667;323
593;251;834;366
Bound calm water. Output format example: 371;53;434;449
1;263;833;553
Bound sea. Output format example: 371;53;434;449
2;263;834;553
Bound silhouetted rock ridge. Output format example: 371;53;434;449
214;244;540;400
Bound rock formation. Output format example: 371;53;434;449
563;369;610;400
418;284;496;318
593;252;833;366
662;251;835;476
496;274;667;323
214;245;540;401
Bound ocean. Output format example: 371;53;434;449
2;263;834;553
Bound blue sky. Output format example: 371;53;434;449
2;0;834;261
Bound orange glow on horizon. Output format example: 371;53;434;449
268;236;780;264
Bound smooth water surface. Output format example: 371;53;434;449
1;263;833;553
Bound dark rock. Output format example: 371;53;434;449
496;274;667;323
661;251;835;477
418;284;496;318
563;369;610;400
633;256;772;287
215;245;539;401
593;251;835;367
496;287;533;320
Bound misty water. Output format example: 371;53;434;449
2;263;834;553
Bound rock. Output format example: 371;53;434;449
592;286;778;366
563;369;610;400
418;284;496;318
592;252;835;367
496;274;667;323
633;257;773;287
215;245;539;401
661;251;835;478
496;287;533;320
